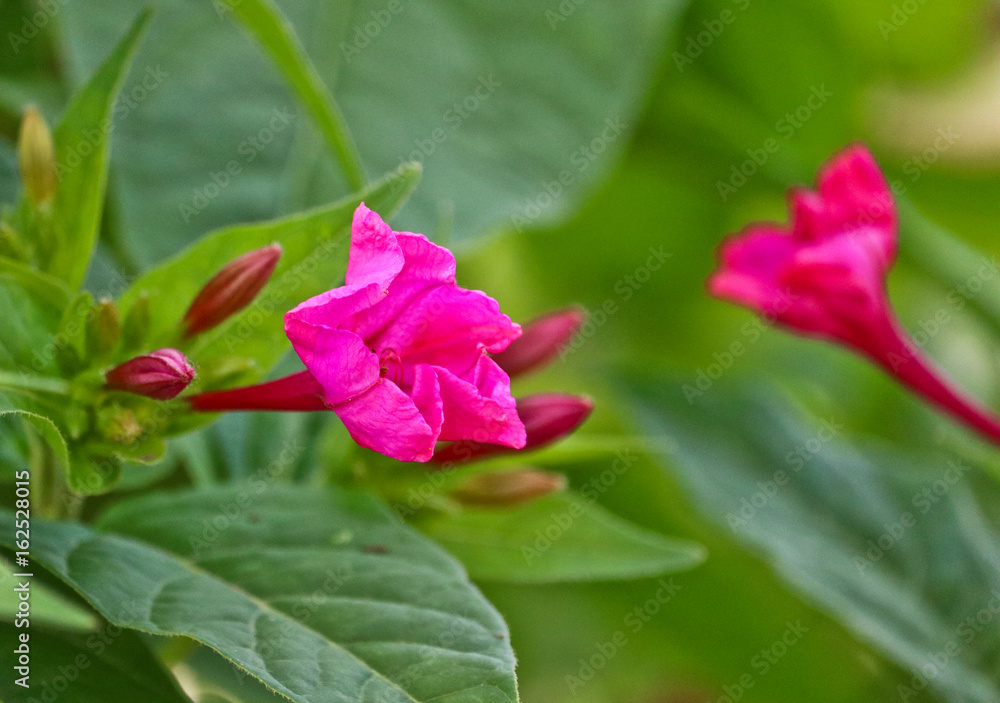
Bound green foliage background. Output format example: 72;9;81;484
2;0;1000;702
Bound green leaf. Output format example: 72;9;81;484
45;9;151;289
0;485;520;703
0;556;97;630
118;164;419;381
418;492;705;583
0;278;62;376
0;409;70;478
225;0;365;190
0;621;192;702
0;256;71;310
620;374;1000;703
55;0;678;266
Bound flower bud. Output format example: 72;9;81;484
432;393;593;465
86;299;122;360
452;469;566;507
121;294;150;353
17;106;58;205
183;244;282;338
105;348;195;400
492;307;584;377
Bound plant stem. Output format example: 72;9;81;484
0;371;71;396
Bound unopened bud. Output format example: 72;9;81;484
17;106;58;205
452;469;566;507
86;299;122;360
105;348;195;400
183;244;282;338
493;307;584;377
121;294;150;352
432;393;593;465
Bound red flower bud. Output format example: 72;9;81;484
431;393;593;465
492;307;584;377
105;348;195;400
183;244;282;338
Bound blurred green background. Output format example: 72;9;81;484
4;0;1000;701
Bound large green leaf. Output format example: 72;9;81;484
46;9;151;289
621;374;1000;703
0;621;191;703
117;163;419;380
419;492;705;583
0;485;520;703
54;0;679;268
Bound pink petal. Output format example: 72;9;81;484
369;286;521;380
425;355;525;448
345;203;405;287
790;145;896;262
334;379;437;462
284;326;380;405
708;226;800;314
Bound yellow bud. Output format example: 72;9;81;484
451;469;567;508
17;106;58;205
86;299;122;360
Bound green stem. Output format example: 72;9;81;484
0;371;71;396
230;0;367;191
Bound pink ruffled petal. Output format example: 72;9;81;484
284;326;380;405
789;145;896;262
427;355;525;448
334;379;437;462
371;286;521;379
346;203;405;287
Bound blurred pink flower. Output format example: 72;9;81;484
709;144;1000;443
191;204;526;462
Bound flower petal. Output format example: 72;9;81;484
370;286;521;380
708;225;800;315
426;355;525;448
284;326;379;405
334;379;437;462
790;145;896;262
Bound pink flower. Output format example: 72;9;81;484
190;204;526;462
709;144;1000;444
